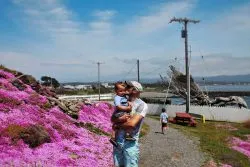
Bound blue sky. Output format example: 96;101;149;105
1;0;250;82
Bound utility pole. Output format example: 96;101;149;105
189;45;192;66
50;77;52;88
95;62;104;101
50;76;53;88
169;17;200;113
137;59;140;82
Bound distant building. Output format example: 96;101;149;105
101;83;109;88
63;84;92;90
63;85;75;90
101;83;114;88
75;85;92;90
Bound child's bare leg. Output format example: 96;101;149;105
109;129;118;147
125;129;135;141
111;130;116;139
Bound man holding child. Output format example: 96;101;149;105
111;81;148;167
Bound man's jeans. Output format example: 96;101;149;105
113;140;139;167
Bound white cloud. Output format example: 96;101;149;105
126;1;194;34
93;10;116;20
2;0;249;82
215;3;250;32
191;54;250;76
89;21;113;35
88;10;116;34
13;0;80;37
0;51;42;77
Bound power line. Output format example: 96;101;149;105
141;57;181;77
142;66;164;76
124;63;137;80
200;51;209;97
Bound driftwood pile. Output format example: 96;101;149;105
166;66;248;108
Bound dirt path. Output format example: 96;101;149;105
139;117;205;167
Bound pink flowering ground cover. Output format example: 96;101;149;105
203;160;232;167
230;137;250;158
0;69;113;166
78;103;113;133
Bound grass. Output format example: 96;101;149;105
140;123;150;138
148;115;250;167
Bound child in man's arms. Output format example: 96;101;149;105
110;82;135;147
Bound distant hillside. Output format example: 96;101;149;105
195;74;250;83
62;78;161;85
61;82;96;85
61;74;250;85
143;74;250;84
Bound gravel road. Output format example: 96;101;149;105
139;117;205;167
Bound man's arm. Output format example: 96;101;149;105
112;101;148;130
111;114;130;123
119;103;148;129
119;114;144;129
116;104;132;112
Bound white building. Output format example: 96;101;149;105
75;85;92;90
101;83;114;88
63;85;75;90
63;84;92;90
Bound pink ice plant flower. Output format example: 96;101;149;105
230;137;250;158
0;70;113;166
221;164;232;167
0;78;19;91
78;103;114;133
0;70;15;79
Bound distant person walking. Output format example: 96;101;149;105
160;108;168;134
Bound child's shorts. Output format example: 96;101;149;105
162;122;168;127
111;111;127;120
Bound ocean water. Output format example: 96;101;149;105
171;85;250;107
200;85;250;92
243;96;250;108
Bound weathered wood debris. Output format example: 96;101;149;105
166;66;248;108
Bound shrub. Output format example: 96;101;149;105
42;101;52;109
2;124;26;144
2;124;51;148
11;80;26;91
243;120;250;129
20;125;51;148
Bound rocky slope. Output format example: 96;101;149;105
0;66;113;166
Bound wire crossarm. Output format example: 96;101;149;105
169;17;200;24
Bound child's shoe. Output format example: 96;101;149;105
125;134;136;141
109;138;118;147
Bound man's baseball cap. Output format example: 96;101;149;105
125;81;143;92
